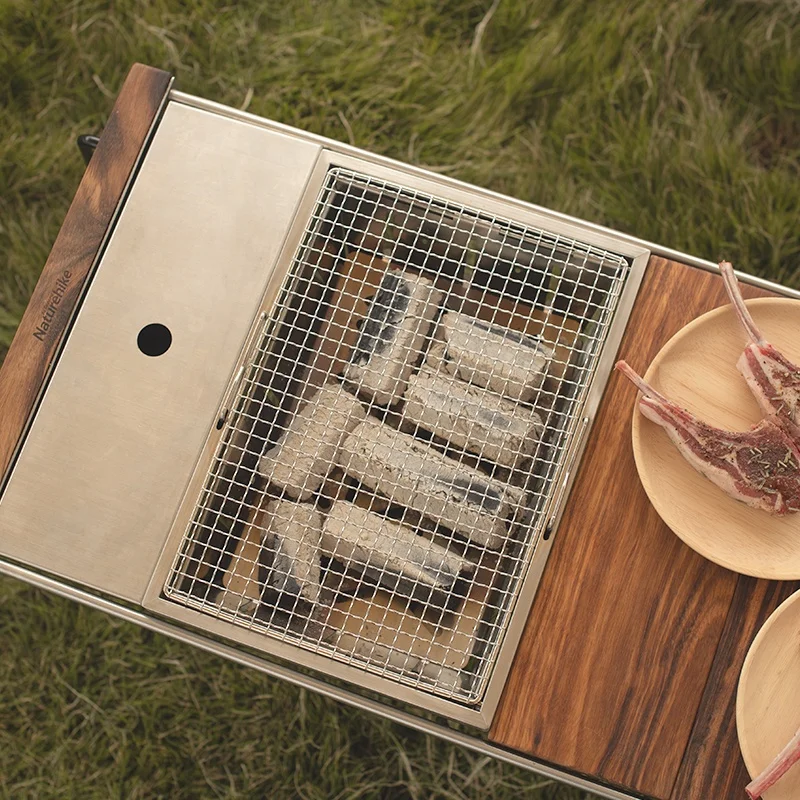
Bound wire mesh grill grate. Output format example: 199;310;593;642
162;166;631;706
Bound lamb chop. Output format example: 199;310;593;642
720;261;800;437
615;361;800;515
745;724;800;799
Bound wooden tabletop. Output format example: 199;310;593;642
489;256;800;799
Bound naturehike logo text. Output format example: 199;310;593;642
33;270;72;342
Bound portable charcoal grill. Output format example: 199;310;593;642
3;66;798;799
147;164;641;723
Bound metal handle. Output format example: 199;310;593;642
76;134;100;165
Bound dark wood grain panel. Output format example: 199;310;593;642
0;63;171;482
671;576;800;799
489;256;775;799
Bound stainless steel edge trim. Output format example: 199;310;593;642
169;89;799;301
0;559;639;800
0;77;175;495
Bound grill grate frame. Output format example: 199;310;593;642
161;166;631;707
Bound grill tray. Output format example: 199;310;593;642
159;166;632;717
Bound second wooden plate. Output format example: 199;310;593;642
631;298;800;579
737;588;800;798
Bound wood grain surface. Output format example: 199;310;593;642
489;256;777;799
673;577;800;799
0;63;171;482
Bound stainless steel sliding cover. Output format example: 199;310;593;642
0;102;321;602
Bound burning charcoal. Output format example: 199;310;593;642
259;500;323;604
426;335;447;372
347;477;390;514
338;418;522;548
321;501;472;603
336;632;422;674
436;311;554;402
259;382;366;501
418;661;462;692
344;269;442;406
404;367;544;470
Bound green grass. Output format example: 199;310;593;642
1;0;798;797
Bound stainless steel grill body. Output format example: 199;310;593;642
143;151;649;726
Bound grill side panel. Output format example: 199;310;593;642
0;104;320;603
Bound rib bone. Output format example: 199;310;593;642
616;360;800;515
720;261;800;435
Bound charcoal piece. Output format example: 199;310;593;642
337;418;521;548
321;501;472;602
404;367;544;470
418;661;463;692
344;269;442;406
259;383;366;501
336;632;422;673
436;311;554;402
259;500;323;604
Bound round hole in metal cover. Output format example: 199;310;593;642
137;323;172;357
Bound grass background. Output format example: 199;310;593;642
1;0;798;797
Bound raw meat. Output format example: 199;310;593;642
745;724;800;799
259;383;366;501
720;261;800;436
434;311;553;402
344;269;442;406
338;417;522;547
404;367;543;469
616;360;800;515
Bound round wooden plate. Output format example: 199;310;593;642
631;298;800;579
737;588;800;798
